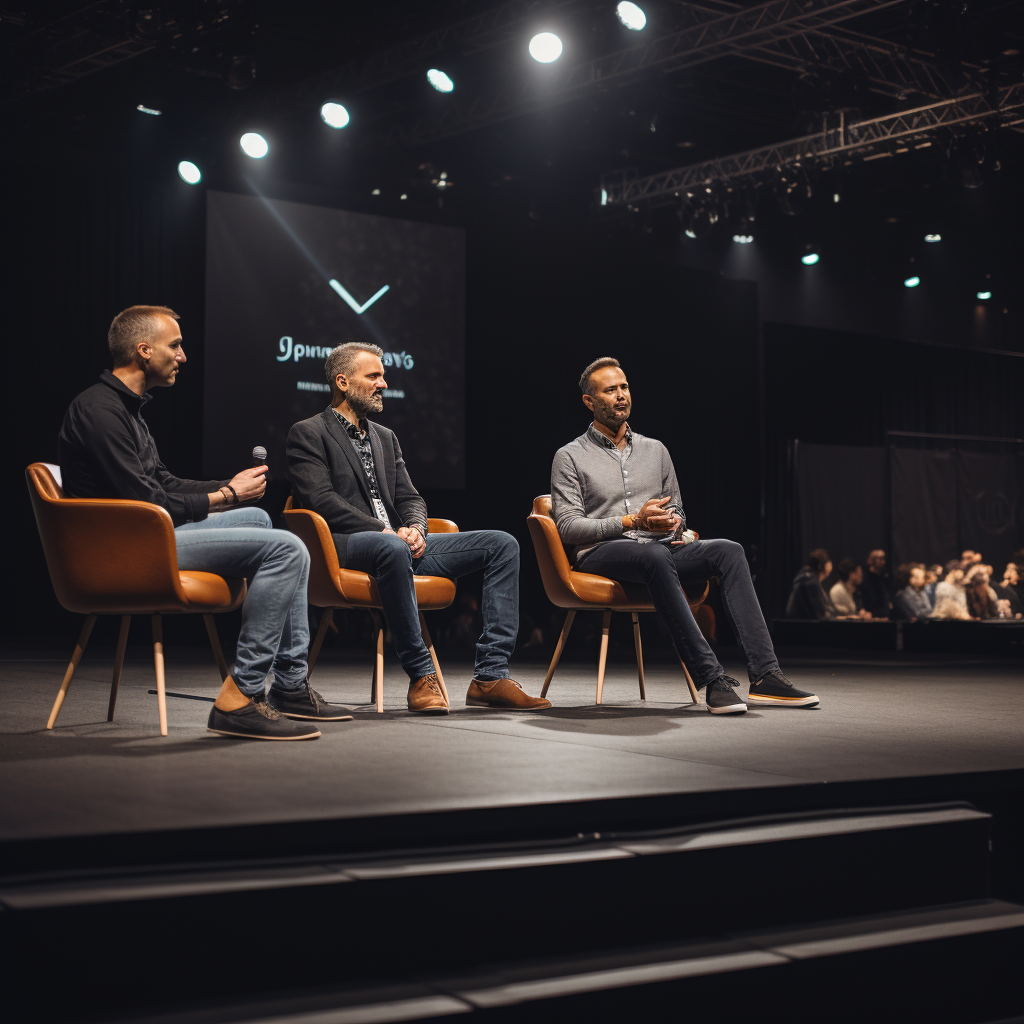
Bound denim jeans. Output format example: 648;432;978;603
344;529;519;682
577;538;780;686
175;508;310;697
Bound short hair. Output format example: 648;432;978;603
895;563;912;590
836;558;859;582
808;548;830;573
944;560;961;576
579;357;622;396
325;342;384;388
108;306;178;366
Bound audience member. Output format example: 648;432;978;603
931;562;971;620
965;569;999;620
894;563;933;621
925;564;942;604
859;549;893;618
828;559;872;619
786;549;835;619
999;563;1023;615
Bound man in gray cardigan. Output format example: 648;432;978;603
287;342;550;715
550;357;818;713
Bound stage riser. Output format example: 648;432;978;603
1;809;991;1022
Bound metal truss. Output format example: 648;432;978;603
391;0;912;146
268;0;587;109
600;84;1024;207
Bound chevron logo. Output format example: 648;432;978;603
329;278;390;314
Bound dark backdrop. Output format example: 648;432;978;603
5;168;760;648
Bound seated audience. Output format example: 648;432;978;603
828;559;872;619
931;562;971;620
925;564;943;604
786;549;835;620
860;549;893;618
894;563;933;621
999;563;1023;616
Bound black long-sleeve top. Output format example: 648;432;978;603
59;370;227;527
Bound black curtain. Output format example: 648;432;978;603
796;443;887;569
956;450;1021;569
890;449;958;567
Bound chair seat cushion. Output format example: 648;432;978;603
332;568;456;609
179;572;247;611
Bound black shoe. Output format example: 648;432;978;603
704;676;748;715
748;671;819;708
268;682;354;721
207;699;322;740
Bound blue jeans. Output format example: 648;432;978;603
175;508;310;697
344;530;519;682
577;538;781;687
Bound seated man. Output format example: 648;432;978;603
286;342;550;715
828;558;871;618
859;549;893;619
551;357;819;714
59;305;348;741
787;549;836;620
893;563;933;621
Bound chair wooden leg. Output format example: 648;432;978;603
677;653;701;705
596;610;611;705
631;612;646;701
540;610;575;698
419;613;450;708
151;615;168;736
107;615;131;721
306;609;334;682
369;610;385;713
47;614;96;730
203;614;229;681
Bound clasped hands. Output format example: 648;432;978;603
383;524;426;557
626;497;692;545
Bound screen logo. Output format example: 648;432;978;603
329;277;389;314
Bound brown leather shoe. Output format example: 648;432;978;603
408;673;449;714
466;678;552;711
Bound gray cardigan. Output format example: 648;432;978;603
550;424;685;560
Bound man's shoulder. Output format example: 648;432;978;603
288;408;331;439
554;431;592;460
63;379;126;429
367;419;396;442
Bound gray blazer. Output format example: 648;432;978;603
286;408;428;567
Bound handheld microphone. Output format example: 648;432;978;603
252;445;267;468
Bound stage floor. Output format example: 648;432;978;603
2;649;1024;845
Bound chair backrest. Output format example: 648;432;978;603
284;496;459;535
26;463;185;614
526;493;581;607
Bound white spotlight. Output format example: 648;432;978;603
426;69;454;93
904;275;921;288
732;234;753;244
924;233;941;242
977;290;992;300
137;104;161;116
529;32;563;63
801;252;820;265
616;2;647;30
320;103;350;128
177;161;201;184
240;132;268;158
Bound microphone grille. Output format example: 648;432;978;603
252;445;267;461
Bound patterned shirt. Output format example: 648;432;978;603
334;411;393;529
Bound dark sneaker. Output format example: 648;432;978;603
207;699;321;740
268;682;354;721
704;676;748;715
748;671;819;708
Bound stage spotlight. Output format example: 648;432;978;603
240;132;268;158
427;69;454;93
529;32;563;63
616;2;647;30
177;161;201;184
904;275;921;288
732;235;753;243
924;233;941;242
801;252;820;265
977;290;992;300
320;102;350;128
136;104;161;116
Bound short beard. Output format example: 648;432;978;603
347;387;384;418
594;402;629;431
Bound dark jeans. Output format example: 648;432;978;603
577;538;780;686
344;529;519;682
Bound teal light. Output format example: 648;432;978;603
427;69;454;93
977;291;992;300
801;252;820;265
904;276;921;288
177;161;201;184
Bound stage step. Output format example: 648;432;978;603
0;803;993;1022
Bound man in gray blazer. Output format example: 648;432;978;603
286;342;550;714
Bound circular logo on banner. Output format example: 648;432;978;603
975;490;1013;535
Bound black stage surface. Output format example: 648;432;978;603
3;649;1023;862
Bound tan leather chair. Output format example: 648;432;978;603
527;495;714;705
282;498;458;712
26;463;246;736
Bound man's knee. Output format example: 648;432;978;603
272;530;310;570
485;530;519;565
250;509;273;530
375;531;414;566
637;542;677;580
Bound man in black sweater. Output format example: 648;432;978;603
59;305;349;740
286;342;550;714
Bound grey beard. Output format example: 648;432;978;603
595;405;628;430
348;390;384;417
